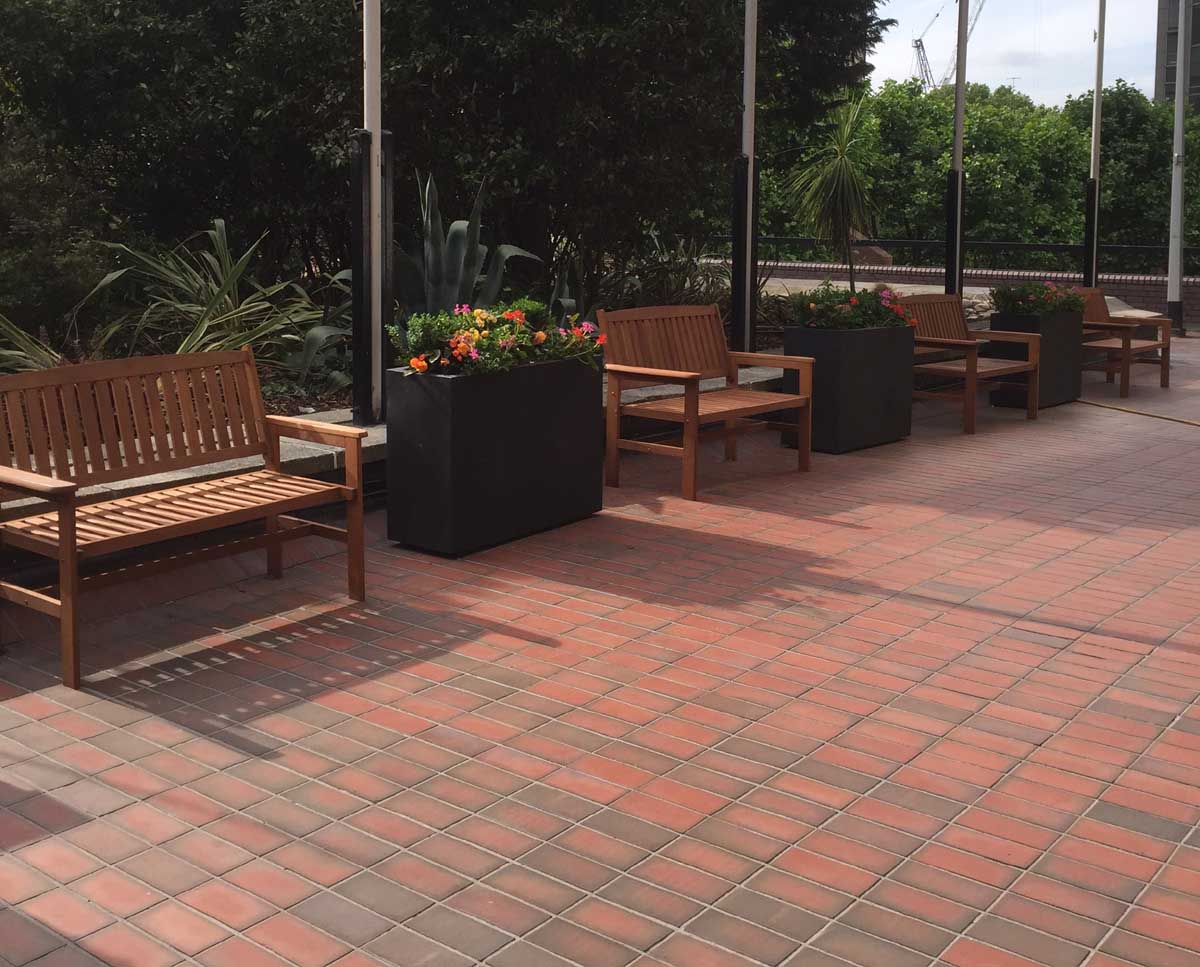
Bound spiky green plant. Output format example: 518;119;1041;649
786;99;874;293
0;312;64;371
97;219;328;357
396;175;541;317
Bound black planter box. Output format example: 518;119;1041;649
783;325;914;454
386;360;603;557
987;310;1082;409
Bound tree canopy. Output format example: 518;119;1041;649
0;0;889;336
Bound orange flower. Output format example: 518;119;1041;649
532;330;547;345
596;334;607;345
503;309;526;325
409;355;429;373
571;326;584;338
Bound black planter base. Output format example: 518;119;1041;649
386;361;603;557
783;325;914;454
987;311;1082;409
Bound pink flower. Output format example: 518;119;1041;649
558;327;567;336
469;348;480;359
580;321;597;334
455;304;472;316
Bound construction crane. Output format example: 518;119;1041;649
938;0;990;88
911;2;947;91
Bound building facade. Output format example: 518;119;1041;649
1157;0;1200;104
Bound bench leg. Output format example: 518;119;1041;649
797;405;811;471
1162;345;1171;388
347;494;366;602
266;516;283;579
963;373;977;435
58;501;80;689
1119;351;1132;398
724;420;737;462
605;382;621;487
681;384;699;500
1026;371;1039;420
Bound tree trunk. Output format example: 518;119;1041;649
846;236;857;294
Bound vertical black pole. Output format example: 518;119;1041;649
1083;177;1099;286
730;156;749;351
945;168;963;295
350;130;373;425
749;158;761;353
378;130;394;421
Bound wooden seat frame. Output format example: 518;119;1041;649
597;305;813;500
0;348;367;688
1077;287;1170;398
901;294;1041;434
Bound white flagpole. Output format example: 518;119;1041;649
740;0;758;352
1084;0;1106;286
364;0;384;419
1168;0;1190;333
947;0;970;294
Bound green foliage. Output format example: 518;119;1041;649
780;283;914;330
786;99;874;290
0;0;889;333
0;311;65;372
992;282;1085;316
397;176;541;318
96;219;337;360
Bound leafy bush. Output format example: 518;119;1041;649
390;300;604;376
991;282;1085;316
781;282;915;330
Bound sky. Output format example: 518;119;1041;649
869;0;1157;106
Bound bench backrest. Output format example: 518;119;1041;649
899;294;970;341
597;304;731;379
0;348;267;489
1075;287;1110;324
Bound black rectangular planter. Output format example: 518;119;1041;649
987;311;1082;409
386;360;603;557
783;325;914;454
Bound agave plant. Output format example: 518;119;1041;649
396;176;541;318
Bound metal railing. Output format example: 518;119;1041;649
703;236;1200;276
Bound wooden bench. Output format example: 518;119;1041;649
596;304;813;500
0;348;367;688
901;294;1041;434
1077;287;1170;398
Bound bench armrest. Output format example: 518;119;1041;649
975;331;1041;346
915;337;977;350
728;352;814;371
265;415;369;448
0;466;77;500
605;364;701;384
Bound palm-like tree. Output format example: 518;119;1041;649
786;99;874;293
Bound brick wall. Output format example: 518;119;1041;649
769;261;1200;327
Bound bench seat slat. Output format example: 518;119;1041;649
1;469;348;558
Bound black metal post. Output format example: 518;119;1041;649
945;168;963;295
749;158;761;353
350;130;372;425
1083;177;1100;287
730;156;749;351
379;130;394;421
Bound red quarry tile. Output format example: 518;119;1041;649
79;923;181;967
225;859;319;908
181;880;275;929
20;887;114;939
134;900;232;955
75;868;164;916
247;913;352;967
